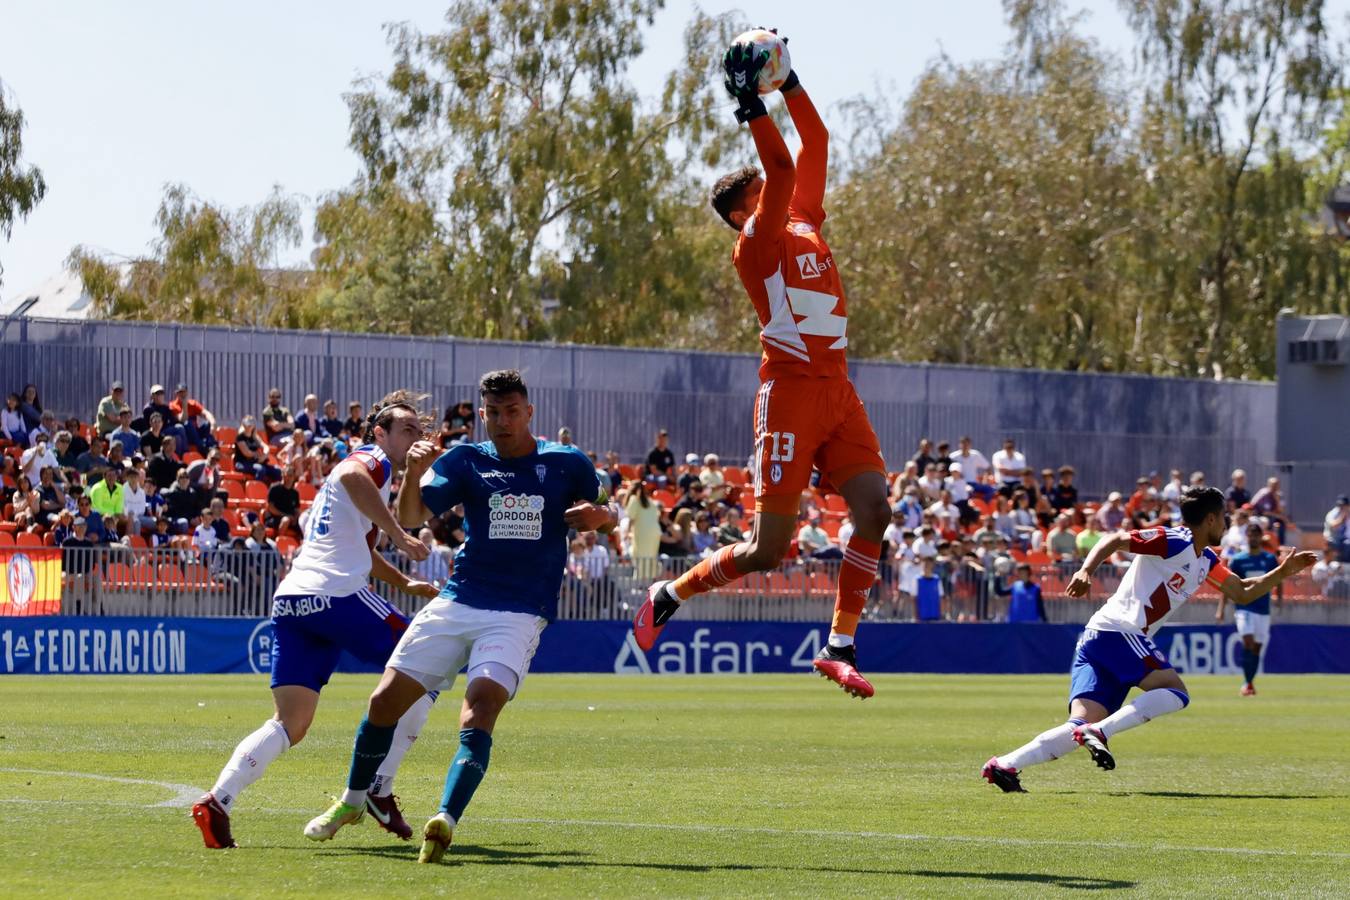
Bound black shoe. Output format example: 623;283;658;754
981;757;1027;793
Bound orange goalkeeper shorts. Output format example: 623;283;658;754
751;376;885;514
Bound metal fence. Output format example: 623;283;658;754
15;546;1349;625
0;316;1281;500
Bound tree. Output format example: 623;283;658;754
69;183;311;328
0;79;48;290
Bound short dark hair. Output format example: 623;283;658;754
364;389;429;443
479;369;529;401
710;165;760;230
1179;485;1225;526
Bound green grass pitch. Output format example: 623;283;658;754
1;673;1347;898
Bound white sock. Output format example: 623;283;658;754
997;720;1082;770
828;633;854;648
434;810;456;828
371;692;435;797
340;787;367;808
1099;689;1188;740
211;719;290;812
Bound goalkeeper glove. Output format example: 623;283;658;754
723;42;768;123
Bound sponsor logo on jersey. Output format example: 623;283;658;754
796;252;821;279
271;595;334;618
488;493;545;540
478;469;513;481
1166;572;1186;593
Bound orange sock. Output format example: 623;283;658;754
832;536;881;638
669;545;743;601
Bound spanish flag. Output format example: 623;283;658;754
1;547;63;616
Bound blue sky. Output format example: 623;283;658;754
0;1;1160;302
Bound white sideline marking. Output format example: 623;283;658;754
0;768;1346;861
0;767;201;808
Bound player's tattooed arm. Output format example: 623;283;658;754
1066;531;1131;598
1217;549;1318;605
336;459;429;561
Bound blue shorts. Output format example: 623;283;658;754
269;588;409;691
1068;628;1171;714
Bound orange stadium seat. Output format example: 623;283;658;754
0;531;14;546
244;480;269;501
296;482;317;502
16;532;42;548
215;426;238;445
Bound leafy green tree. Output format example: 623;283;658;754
69;183;310;327
0;80;48;290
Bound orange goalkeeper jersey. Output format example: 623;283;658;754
733;91;849;382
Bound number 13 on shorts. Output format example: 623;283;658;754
767;431;796;462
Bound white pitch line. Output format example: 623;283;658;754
0;767;201;808
1;768;1346;861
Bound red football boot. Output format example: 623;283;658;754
812;643;875;699
191;793;238;849
632;581;678;652
366;793;413;840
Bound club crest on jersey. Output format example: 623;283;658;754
790;222;814;236
796;252;821;279
770;463;782;484
535;464;547;482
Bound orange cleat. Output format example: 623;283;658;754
1240;683;1257;697
812;644;875;699
191;793;238;849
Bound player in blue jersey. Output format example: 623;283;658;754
303;370;616;864
192;391;439;849
1216;523;1280;696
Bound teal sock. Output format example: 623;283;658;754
347;718;397;791
1242;648;1260;684
440;728;492;822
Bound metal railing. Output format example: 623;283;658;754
6;546;1349;624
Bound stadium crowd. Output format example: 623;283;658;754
4;380;1349;617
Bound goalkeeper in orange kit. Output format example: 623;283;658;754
633;31;891;698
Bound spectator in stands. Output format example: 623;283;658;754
673;480;707;516
911;438;935;474
991;438;1028;496
912;526;939;562
49;508;74;544
1250;476;1287;543
148;439;184;491
317;399;343;441
440;401;475;447
62;417;89;458
151;515;173;548
916;463;945;504
1049;465;1078;513
1124;476;1151;519
49;431;76;470
95;381;125;436
952;436;992;487
164;469;200;532
306;438;339;485
1128;490;1163;529
294;394;322;442
109;407;140;455
1096;491;1126;532
36;466;66;528
699;454;727;503
266;467;302;539
61;516;95;556
9;474;39;531
943;463;975;526
645;429;675;485
140;411;170;457
142;384;175;426
1221;508;1252;560
28;409;56;446
997;563;1047;623
278;428;310;481
1076;518;1104;558
74;494;111;544
927;488;961;535
413;527;452;587
21;435;60;483
206;497;230;542
556;427;574;447
171;383;216;451
1161;468;1184;519
75;435;110;478
689;511;717;557
1311;548;1348;598
716;506;746;547
233;416;280;483
1226;469;1251;511
342;401;364;438
88;464;125;521
123;468;152;535
599;450;621;493
666;508;695;558
194;507;222;556
186;447;225;505
675;453;702;492
1010;491;1038;548
934;441;953;472
1324;495;1350;562
893;485;925;530
17;384;43;433
244;520;283;593
797;514;836;559
914;556;943;621
0;453;16;488
622;481;661;562
261;388;294;447
1047;514;1078;560
2;392;28;447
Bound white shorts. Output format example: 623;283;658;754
1233;609;1272;645
387;598;546;700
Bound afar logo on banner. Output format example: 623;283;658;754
7;553;36;610
248;620;273;674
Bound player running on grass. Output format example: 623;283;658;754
302;369;616;864
982;486;1316;793
192;391;439;848
1215;522;1280;696
632;30;891;699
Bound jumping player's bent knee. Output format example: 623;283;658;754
740;540;788;572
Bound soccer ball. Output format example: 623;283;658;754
730;29;791;94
